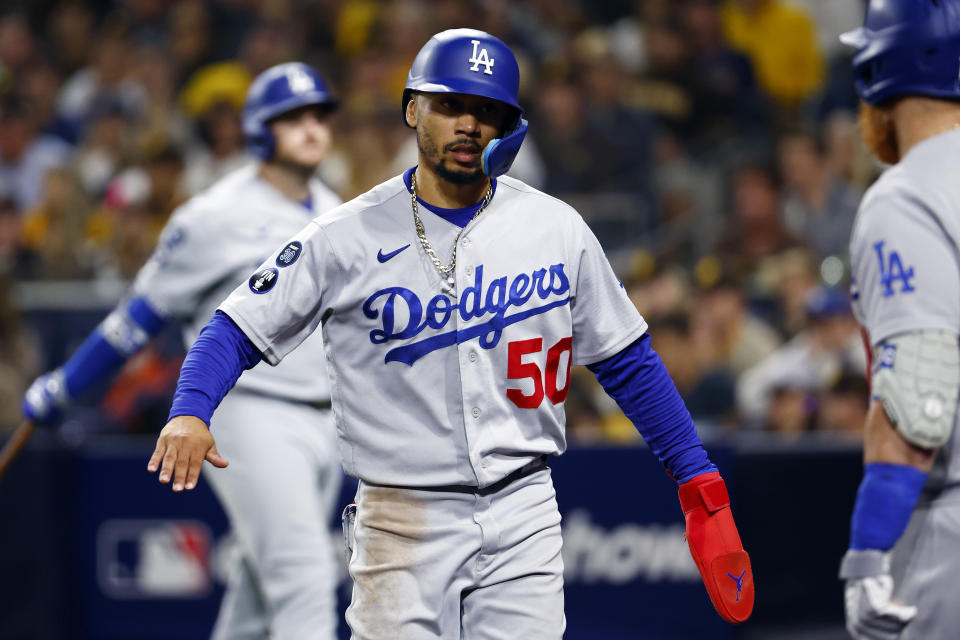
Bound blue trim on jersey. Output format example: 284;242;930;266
849;462;928;551
301;195;314;212
61;296;167;397
402;167;498;228
167;311;262;426
587;334;716;483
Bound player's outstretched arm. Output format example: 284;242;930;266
22;297;167;424
148;311;262;492
587;334;754;623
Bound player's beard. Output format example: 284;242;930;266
270;153;320;177
858;101;900;164
270;154;319;180
417;128;483;185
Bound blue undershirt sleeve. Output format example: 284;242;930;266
167;311;263;426
587;334;716;483
61;296;167;397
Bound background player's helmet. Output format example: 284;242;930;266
402;29;527;178
243;62;338;159
841;0;960;105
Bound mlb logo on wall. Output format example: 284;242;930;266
97;519;213;599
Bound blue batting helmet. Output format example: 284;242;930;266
243;62;338;159
402;29;528;178
841;0;960;105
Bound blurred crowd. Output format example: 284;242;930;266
0;0;876;442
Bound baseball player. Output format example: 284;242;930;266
148;30;754;638
23;63;343;640
839;2;960;638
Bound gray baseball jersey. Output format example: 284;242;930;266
132;164;341;401
850;127;960;489
850;127;960;639
219;173;647;488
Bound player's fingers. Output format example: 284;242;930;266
184;444;220;490
171;447;191;492
183;449;207;491
147;438;167;473
158;444;178;484
205;444;229;470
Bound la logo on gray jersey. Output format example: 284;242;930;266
286;67;315;93
469;40;494;75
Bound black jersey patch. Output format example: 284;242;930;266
249;267;279;294
276;241;303;267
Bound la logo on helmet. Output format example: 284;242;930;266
468;40;494;75
286;67;315;94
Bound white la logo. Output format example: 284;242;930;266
286;67;315;94
468;40;495;75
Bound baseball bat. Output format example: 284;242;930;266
0;420;35;480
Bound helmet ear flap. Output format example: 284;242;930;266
481;117;527;178
244;121;274;159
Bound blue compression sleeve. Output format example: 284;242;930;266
587;334;716;482
61;296;167;396
167;311;262;425
849;462;928;551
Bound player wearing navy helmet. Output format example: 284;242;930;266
24;62;343;639
840;2;960;638
148;30;754;637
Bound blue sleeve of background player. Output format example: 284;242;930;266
167;311;263;425
63;296;168;393
587;333;716;483
22;296;168;423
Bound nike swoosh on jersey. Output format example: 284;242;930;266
377;244;411;263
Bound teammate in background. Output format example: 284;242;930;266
839;2;960;638
23;63;343;640
148;30;754;637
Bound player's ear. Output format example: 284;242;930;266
405;95;419;128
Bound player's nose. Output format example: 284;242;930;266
454;112;481;136
301;118;329;142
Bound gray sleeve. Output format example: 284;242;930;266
570;217;648;365
130;206;240;318
851;191;960;344
218;221;342;365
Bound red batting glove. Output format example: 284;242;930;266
678;471;754;624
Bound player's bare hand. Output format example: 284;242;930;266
147;415;228;492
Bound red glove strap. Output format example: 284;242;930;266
678;471;754;624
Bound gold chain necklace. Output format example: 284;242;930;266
410;171;493;295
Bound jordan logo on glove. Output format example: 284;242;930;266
728;570;746;602
678;471;755;624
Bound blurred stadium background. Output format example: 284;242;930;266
0;0;874;638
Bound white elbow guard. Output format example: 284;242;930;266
871;331;959;449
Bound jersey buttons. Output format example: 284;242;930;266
471;407;481;418
468;351;478;363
